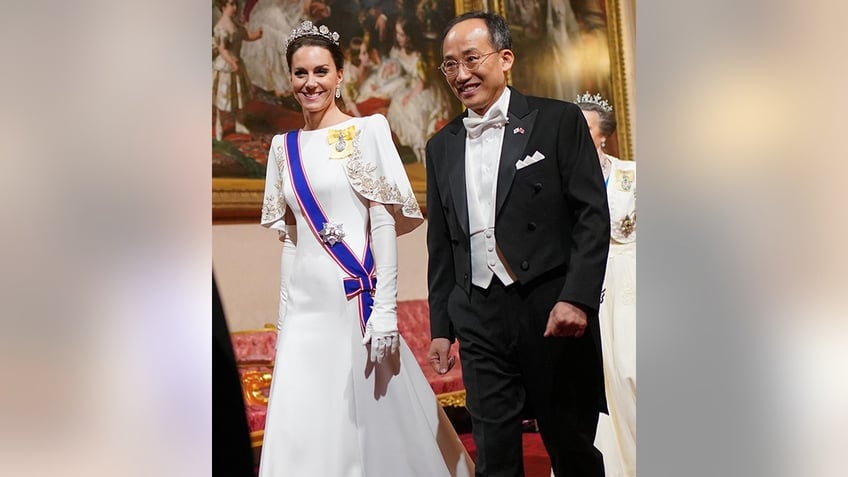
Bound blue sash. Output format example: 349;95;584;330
285;131;376;329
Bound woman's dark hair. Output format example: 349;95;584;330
441;11;512;51
285;34;345;72
348;37;364;67
394;16;425;55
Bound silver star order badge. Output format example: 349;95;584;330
319;221;345;246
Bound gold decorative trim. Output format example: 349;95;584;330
606;0;634;161
241;370;273;406
490;0;506;16
455;0;488;14
437;389;467;408
229;324;277;335
235;360;274;368
213;177;264;223
489;0;511;86
249;429;265;448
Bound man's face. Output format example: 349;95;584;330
441;18;513;116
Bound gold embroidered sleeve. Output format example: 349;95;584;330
342;123;423;235
261;143;287;224
345;143;420;216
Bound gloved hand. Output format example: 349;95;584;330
361;204;399;363
277;223;297;333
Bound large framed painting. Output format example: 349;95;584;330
212;0;633;222
499;0;633;161
212;0;463;221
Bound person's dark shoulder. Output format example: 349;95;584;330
524;96;586;131
525;95;581;116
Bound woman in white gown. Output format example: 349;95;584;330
259;21;474;477
575;92;636;477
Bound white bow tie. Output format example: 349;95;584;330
463;109;508;139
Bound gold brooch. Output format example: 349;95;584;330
328;125;356;159
619;213;635;237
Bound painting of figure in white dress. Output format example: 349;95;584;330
506;0;611;98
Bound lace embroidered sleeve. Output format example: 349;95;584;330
343;114;423;236
261;134;289;240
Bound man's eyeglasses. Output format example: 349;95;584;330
438;51;501;77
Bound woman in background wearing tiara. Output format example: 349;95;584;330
575;93;636;477
258;20;473;477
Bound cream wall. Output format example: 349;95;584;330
213;221;429;331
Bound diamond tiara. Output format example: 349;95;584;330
575;92;613;113
284;20;340;49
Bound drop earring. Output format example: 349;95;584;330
335;84;341;98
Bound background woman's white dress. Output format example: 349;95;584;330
213;23;253;112
594;155;636;477
259;114;473;477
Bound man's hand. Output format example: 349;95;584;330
427;338;455;375
544;301;588;338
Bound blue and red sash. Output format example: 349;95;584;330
285;131;376;330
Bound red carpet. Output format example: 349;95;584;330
459;432;552;477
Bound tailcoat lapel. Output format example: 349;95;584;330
496;90;537;216
445;121;470;237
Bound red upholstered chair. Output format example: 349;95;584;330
230;325;277;450
230;300;467;455
397;299;466;408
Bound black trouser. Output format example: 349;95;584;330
449;276;605;477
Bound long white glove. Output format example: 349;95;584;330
362;204;400;363
277;224;297;333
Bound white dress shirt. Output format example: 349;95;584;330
464;88;516;289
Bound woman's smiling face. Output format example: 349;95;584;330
289;45;342;114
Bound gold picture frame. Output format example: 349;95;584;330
495;0;633;161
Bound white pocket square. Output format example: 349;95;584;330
515;151;546;170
